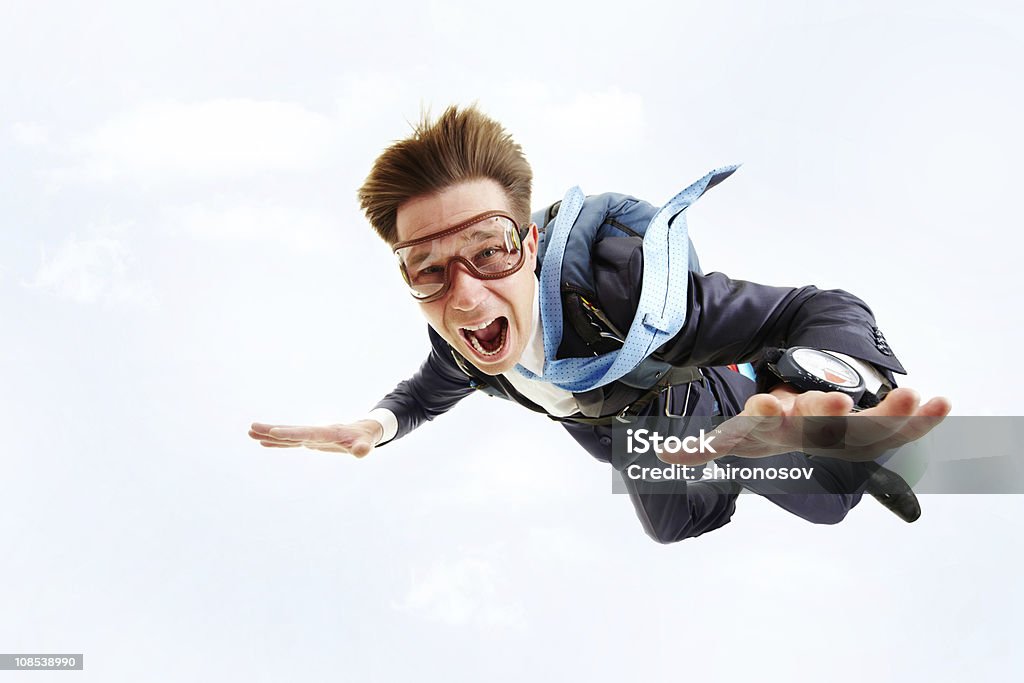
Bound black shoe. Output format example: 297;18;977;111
865;464;922;523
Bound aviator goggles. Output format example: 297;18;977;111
392;210;529;303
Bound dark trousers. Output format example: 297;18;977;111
561;367;870;543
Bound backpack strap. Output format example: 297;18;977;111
515;166;739;393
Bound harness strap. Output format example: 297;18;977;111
547;369;705;426
515;166;739;393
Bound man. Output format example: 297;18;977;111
249;106;950;543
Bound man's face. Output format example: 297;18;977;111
395;179;538;375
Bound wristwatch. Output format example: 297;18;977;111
764;347;889;409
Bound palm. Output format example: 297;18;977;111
658;386;951;465
248;421;382;457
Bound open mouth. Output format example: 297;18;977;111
459;316;509;358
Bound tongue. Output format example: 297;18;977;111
474;318;503;343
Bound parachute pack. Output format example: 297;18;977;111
521;166;756;394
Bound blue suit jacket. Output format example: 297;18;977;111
372;234;907;542
374;234;905;441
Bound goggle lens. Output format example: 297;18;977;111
393;212;526;302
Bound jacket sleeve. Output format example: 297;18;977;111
372;326;476;444
592;237;906;382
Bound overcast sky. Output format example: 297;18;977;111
2;1;1022;681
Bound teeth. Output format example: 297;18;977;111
466;322;507;357
461;317;497;332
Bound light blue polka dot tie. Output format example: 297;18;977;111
516;166;738;393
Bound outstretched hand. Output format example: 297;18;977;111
658;385;952;465
249;420;383;458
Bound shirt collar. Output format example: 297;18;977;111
513;274;546;376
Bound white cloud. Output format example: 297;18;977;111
23;234;157;308
167;203;343;254
9;122;50;147
74;99;338;182
393;548;526;629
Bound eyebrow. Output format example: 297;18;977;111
405;227;499;269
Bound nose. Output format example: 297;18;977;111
447;262;488;311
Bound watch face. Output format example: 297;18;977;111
791;348;861;388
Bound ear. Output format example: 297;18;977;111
523;222;539;259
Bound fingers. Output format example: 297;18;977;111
872;388;921;416
266;426;337;442
742;392;783;416
746;389;854;417
248;422;375;458
711;387;946;461
349;440;373;457
884;397;952;447
816;390;950;456
819;390;916;451
692;400;785;462
707;391;840;460
842;389;924;447
918;396;952;418
250;422;313;437
791;391;854;416
249;425;306;446
250;428;293;443
250;423;307;443
734;393;785;434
